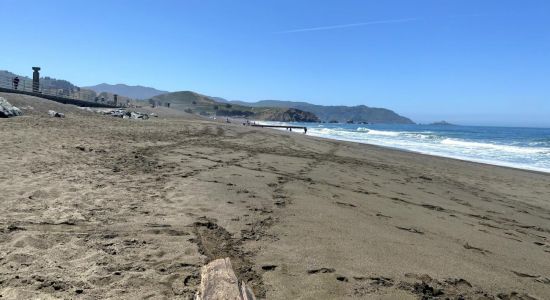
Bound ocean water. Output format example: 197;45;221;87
258;122;550;173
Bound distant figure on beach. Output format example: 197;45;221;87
12;77;20;90
304;127;307;134
226;118;230;123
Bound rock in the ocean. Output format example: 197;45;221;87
48;110;65;118
0;97;23;118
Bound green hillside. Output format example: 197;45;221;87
84;83;168;100
150;91;319;122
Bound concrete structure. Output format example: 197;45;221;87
32;67;40;93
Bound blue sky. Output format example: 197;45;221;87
1;0;549;126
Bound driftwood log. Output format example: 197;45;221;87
195;258;256;300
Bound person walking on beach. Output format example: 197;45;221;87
12;77;20;90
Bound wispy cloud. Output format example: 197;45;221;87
277;18;420;34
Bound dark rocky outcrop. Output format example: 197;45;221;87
260;108;320;122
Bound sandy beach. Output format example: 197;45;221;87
1;92;550;299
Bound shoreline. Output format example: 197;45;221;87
254;121;550;174
306;132;550;175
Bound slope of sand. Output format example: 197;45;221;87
1;92;549;299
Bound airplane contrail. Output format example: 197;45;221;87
277;18;420;34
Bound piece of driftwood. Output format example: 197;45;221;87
195;258;256;300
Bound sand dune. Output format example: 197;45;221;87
1;92;549;299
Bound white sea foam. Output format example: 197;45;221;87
362;129;401;136
440;138;550;155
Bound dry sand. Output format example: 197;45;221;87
1;92;549;299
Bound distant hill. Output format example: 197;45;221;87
150;91;319;122
84;83;168;100
2;70;413;123
225;99;414;124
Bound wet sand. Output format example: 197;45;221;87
1;92;550;299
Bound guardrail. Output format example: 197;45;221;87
0;75;120;108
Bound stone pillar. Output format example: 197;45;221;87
113;94;118;106
32;67;41;93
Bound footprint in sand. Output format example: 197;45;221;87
396;226;424;235
261;265;277;271
511;270;539;278
464;243;492;255
335;201;357;208
336;275;349;282
307;268;335;274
